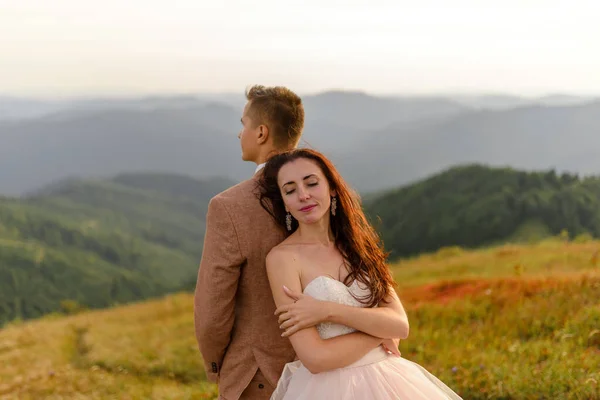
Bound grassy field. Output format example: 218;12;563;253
1;238;599;399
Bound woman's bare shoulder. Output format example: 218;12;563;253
266;237;304;271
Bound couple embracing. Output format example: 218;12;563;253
194;85;462;400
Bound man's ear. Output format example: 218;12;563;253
257;124;270;145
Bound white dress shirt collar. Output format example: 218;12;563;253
254;162;266;174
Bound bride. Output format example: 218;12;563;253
258;148;463;399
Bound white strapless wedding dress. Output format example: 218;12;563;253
270;276;463;400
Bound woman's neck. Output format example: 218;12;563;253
295;217;335;246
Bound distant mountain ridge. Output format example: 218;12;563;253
1;91;599;196
0;104;250;195
338;99;600;192
2;91;595;121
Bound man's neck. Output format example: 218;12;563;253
254;151;272;166
253;147;278;167
252;146;295;173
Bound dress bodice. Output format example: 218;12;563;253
303;275;372;339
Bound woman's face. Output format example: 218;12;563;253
277;158;335;226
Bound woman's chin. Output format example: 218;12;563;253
300;214;326;225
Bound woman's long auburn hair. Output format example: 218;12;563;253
257;148;396;307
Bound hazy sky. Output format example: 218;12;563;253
1;0;599;97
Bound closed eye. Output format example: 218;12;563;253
284;181;318;195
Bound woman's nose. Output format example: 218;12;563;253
297;188;310;200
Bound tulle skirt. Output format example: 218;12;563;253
270;346;463;400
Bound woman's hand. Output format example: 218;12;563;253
275;285;331;337
381;338;401;356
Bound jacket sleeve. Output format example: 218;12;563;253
194;195;244;382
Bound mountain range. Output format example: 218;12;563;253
1;91;599;196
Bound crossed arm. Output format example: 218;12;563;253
266;249;384;374
277;283;410;340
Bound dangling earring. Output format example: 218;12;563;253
286;212;292;231
331;197;337;216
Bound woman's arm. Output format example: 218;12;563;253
266;249;383;374
327;288;409;339
277;283;409;340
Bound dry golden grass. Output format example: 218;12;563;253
0;294;217;399
1;239;599;399
390;238;600;287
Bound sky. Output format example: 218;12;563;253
1;0;599;98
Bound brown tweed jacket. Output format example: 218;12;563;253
194;173;296;399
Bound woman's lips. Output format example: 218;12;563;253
299;204;317;212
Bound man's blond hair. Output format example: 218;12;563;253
245;85;305;149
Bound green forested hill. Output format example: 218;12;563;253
6;164;600;326
0;174;234;325
365;164;600;259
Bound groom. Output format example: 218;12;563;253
194;85;305;399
